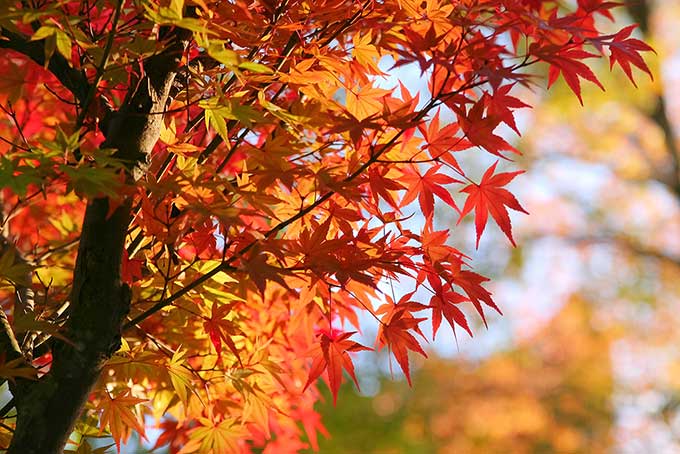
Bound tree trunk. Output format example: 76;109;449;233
8;198;132;454
6;28;189;453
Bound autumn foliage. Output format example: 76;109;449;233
0;0;652;452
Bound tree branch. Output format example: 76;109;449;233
0;235;36;406
625;0;680;198
123;94;439;329
649;95;680;197
624;0;651;34
0;237;34;362
535;233;680;269
0;311;22;363
0;28;89;105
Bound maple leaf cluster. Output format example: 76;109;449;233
0;0;652;452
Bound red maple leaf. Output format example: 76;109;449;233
203;303;243;364
458;161;528;248
449;263;501;326
607;24;655;87
121;249;144;284
368;167;405;210
535;45;605;104
293;404;330;452
178;220;218;260
303;330;371;405
400;164;462;219
483;84;530;135
376;301;428;385
456;99;520;159
426;273;473;339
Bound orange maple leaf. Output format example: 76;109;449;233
345;83;391;121
99;391;147;450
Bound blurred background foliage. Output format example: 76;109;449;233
315;299;614;454
312;1;680;453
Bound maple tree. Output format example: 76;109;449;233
309;2;680;452
0;0;652;453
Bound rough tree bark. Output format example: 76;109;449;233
1;23;190;454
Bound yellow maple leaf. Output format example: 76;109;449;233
178;417;246;454
167;347;194;405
